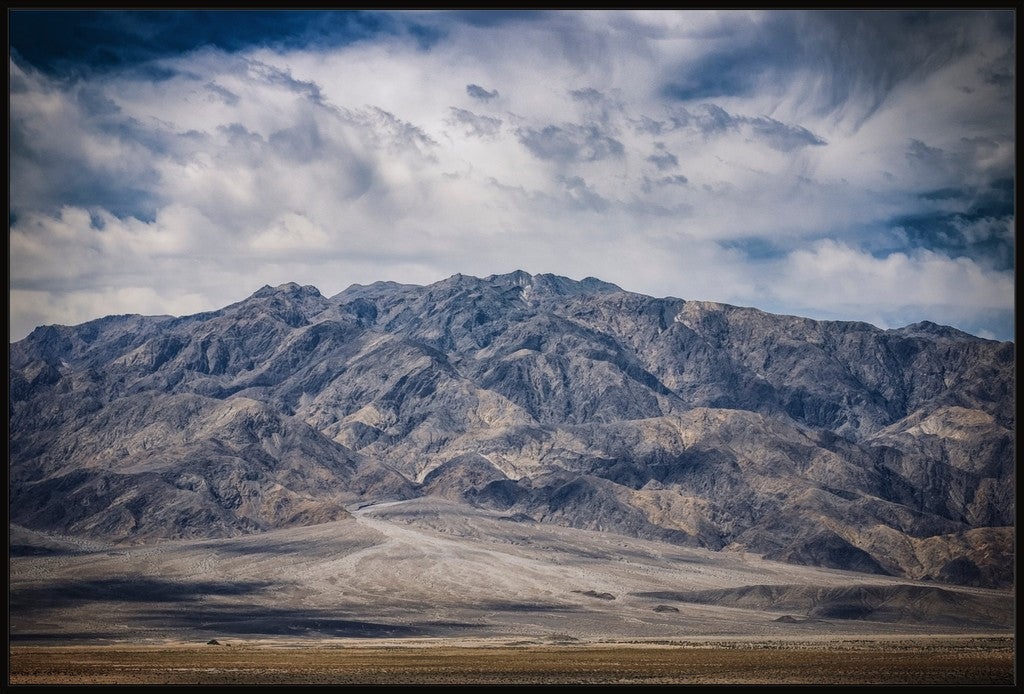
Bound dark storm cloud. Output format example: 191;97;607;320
466;84;499;101
10;159;162;222
123;63;194;83
9;10;440;76
9;65;166;220
518;124;625;163
890;178;1014;271
660;12;807;101
444;10;548;28
919;188;969;202
447;108;503;138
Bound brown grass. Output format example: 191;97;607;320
9;638;1014;685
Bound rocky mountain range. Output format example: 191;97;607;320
8;271;1015;587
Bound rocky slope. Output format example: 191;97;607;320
8;271;1014;586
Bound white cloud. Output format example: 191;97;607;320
8;11;1015;342
11;286;210;340
250;213;331;254
764;240;1014;332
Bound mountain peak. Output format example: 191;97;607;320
332;280;420;302
251;282;324;299
486;270;533;286
482;270;623;296
892;320;983;341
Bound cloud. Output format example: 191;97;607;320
558;175;609;212
9;64;176;222
7;10;1015;342
352;106;438;158
660;14;800;101
890;210;1014;272
646;144;678;170
570;87;603;104
746;117;826;151
445;10;549;28
250;213;331;254
657;10;1003;126
247;60;330;105
640;103;826;151
979;48;1013;87
446;107;503;138
11;286;211;339
761;240;1014;337
779;240;1013;309
466;83;498;101
8;10;436;75
517;123;625;163
641;174;688;193
204;81;240;105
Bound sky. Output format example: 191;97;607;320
8;9;1016;341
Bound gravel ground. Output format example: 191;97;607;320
9;638;1014;685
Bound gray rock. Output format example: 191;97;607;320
8;272;1013;586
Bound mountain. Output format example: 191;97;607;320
8;271;1014;587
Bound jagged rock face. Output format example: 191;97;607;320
8;272;1014;585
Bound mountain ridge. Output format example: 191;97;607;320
9;271;1014;587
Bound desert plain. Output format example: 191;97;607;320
9;498;1015;684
